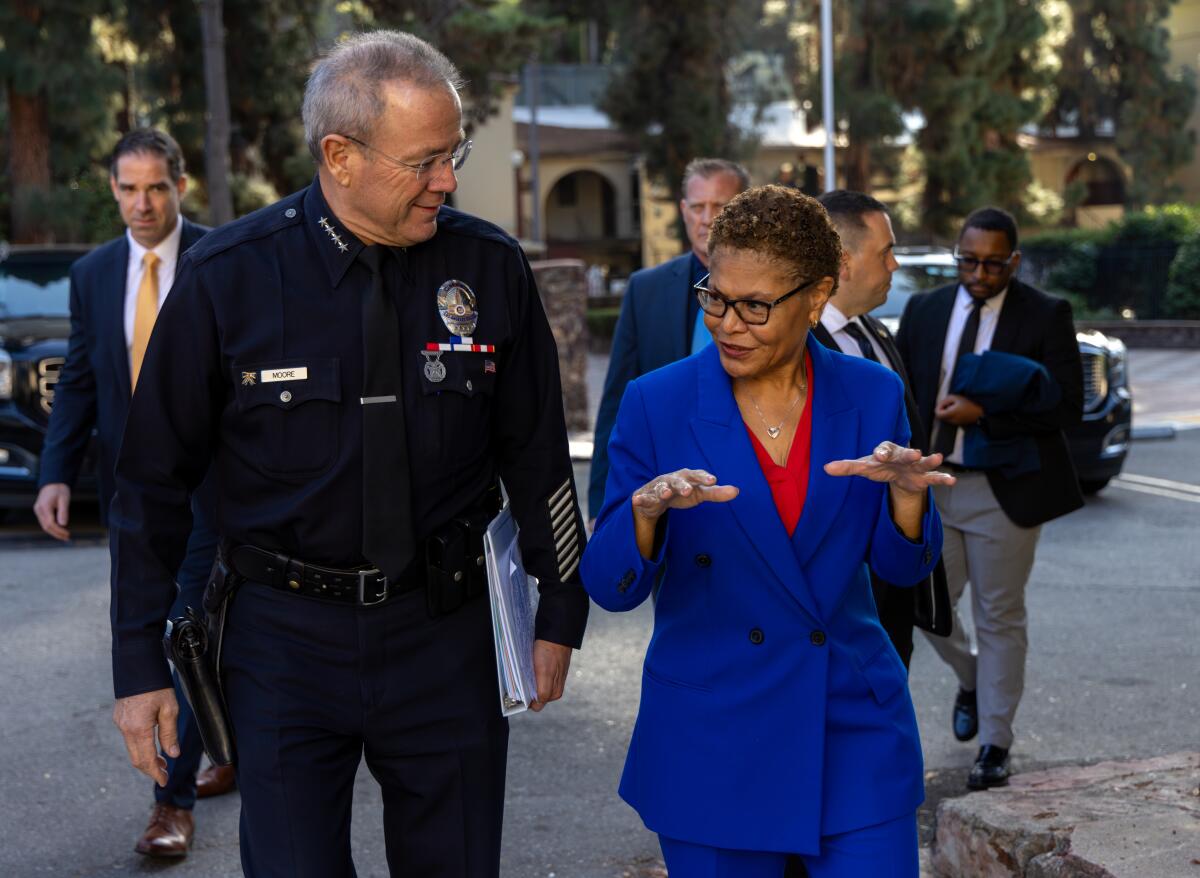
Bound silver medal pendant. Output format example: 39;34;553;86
422;351;446;383
437;279;478;337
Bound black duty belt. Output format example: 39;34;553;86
226;545;425;607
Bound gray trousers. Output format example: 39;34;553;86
923;472;1042;749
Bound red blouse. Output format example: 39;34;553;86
744;349;814;537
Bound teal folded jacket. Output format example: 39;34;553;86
951;350;1062;477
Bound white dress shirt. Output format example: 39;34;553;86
819;302;893;368
935;284;1008;463
123;216;183;372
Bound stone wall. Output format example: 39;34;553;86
531;258;589;432
1077;320;1200;349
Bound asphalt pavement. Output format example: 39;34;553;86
1;350;1197;877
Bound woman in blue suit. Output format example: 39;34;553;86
581;186;953;877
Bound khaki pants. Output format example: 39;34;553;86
923;472;1041;749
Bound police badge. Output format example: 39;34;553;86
436;279;478;337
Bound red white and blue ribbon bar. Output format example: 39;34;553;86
425;335;496;353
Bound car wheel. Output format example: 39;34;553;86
1080;478;1111;495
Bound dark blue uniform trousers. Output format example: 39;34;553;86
154;500;219;810
222;579;508;878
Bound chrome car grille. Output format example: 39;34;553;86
1081;351;1107;413
37;356;65;416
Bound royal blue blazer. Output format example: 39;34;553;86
581;336;942;855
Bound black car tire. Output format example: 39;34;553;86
1080;477;1111;495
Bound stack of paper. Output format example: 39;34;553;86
484;505;540;717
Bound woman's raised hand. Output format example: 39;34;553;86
631;469;739;521
823;442;956;496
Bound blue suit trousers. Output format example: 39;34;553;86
659;813;918;878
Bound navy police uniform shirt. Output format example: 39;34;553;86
110;179;589;698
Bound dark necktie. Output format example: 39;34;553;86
357;246;415;578
932;296;986;458
842;320;879;362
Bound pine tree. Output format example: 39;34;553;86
1046;0;1197;206
599;0;762;198
0;0;123;242
360;0;560;134
781;0;958;193
914;0;1055;236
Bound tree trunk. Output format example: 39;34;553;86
7;0;53;243
844;140;871;192
198;0;235;225
7;84;54;243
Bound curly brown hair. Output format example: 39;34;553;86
707;185;842;294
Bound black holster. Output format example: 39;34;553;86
162;556;241;766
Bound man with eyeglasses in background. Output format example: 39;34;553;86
896;207;1083;791
590;158;749;521
107;31;588;876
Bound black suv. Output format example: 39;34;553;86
0;244;98;514
871;248;1132;494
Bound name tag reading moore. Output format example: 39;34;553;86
261;367;308;383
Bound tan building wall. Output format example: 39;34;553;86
534;157;637;242
1167;0;1200;200
454;88;518;236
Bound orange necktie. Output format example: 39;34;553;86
130;251;160;389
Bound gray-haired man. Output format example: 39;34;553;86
109;31;589;876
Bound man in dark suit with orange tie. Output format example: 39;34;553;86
812;191;951;671
32;128;232;857
896;207;1083;790
589;158;749;519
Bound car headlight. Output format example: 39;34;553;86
0;350;12;399
1107;339;1128;389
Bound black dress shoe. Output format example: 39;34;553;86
967;745;1010;790
953;688;978;742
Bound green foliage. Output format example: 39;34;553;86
1104;203;1200;246
1164;232;1200;319
1044;0;1198;207
360;0;563;133
1024;205;1200;318
600;0;763;198
1;1;125;241
915;0;1056;236
585;304;620;340
782;0;958;192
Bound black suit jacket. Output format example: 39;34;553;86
39;218;210;516
895;279;1084;528
812;318;952;640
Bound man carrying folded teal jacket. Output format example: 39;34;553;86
896;206;1084;791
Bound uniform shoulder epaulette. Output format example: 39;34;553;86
436;207;521;253
186;189;307;266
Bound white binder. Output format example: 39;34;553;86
483;505;539;717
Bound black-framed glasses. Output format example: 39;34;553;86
693;273;817;326
342;135;473;180
953;249;1016;276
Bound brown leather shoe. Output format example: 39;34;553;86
196;762;236;799
134;803;194;858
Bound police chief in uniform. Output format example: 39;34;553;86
109;31;589;877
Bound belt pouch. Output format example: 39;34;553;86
454;508;491;599
426;524;470;618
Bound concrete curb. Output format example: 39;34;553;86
930;752;1200;877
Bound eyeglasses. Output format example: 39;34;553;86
342;135;473;180
693;274;817;326
953;249;1016;276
